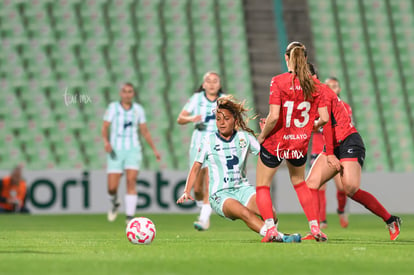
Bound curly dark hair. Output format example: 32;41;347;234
216;95;256;136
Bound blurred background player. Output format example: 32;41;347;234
305;64;401;241
308;73;350;229
0;165;29;213
177;95;300;242
102;83;161;224
177;71;224;231
256;42;330;242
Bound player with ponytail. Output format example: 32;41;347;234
255;41;330;242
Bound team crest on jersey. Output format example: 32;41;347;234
239;138;247;148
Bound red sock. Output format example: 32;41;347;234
337;190;347;213
318;189;326;222
256;186;274;220
351;189;391;222
294;181;318;222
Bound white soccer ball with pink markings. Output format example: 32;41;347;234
126;217;156;245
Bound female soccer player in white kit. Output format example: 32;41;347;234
177;95;301;242
102;83;160;224
177;71;223;230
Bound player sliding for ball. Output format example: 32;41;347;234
177;95;301;243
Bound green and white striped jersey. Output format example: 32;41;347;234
103;101;146;151
195;130;260;194
183;91;220;133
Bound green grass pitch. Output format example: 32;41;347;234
0;213;413;275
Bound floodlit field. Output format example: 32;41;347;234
1;213;413;275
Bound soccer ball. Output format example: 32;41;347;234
126;217;156;245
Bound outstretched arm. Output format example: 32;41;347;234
177;110;202;125
176;162;202;204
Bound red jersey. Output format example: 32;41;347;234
311;131;325;155
311;97;353;155
262;72;326;159
0;176;27;211
318;82;357;154
342;101;353;121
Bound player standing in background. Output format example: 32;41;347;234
305;65;402;241
308;74;350;229
177;96;301;242
102;83;161;224
177;71;223;231
255;42;331;242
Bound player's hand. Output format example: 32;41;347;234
327;155;342;172
154;150;161;161
104;140;112;153
176;192;194;204
259;118;266;131
313;119;322;132
191;115;202;123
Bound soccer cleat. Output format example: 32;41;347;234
320;221;328;229
338;213;349;228
301;233;315;241
193;219;210;231
387;216;402;241
261;226;283;243
107;201;120;222
310;225;328;242
282;233;302;243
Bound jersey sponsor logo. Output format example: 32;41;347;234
289;85;302;91
283;134;307;140
216;145;237;151
205;113;216;123
225;155;239;170
124;121;132;129
211;193;221;204
275;142;305;161
223;176;241;184
239;138;247;148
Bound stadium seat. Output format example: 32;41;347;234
0;0;255;170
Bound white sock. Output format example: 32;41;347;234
265;218;275;229
309;219;319;229
108;194;118;205
199;203;212;223
196;200;203;208
260;224;267;237
125;194;137;217
260;223;282;237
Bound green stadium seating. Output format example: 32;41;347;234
0;0;255;170
308;0;414;171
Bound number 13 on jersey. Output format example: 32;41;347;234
283;101;311;128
